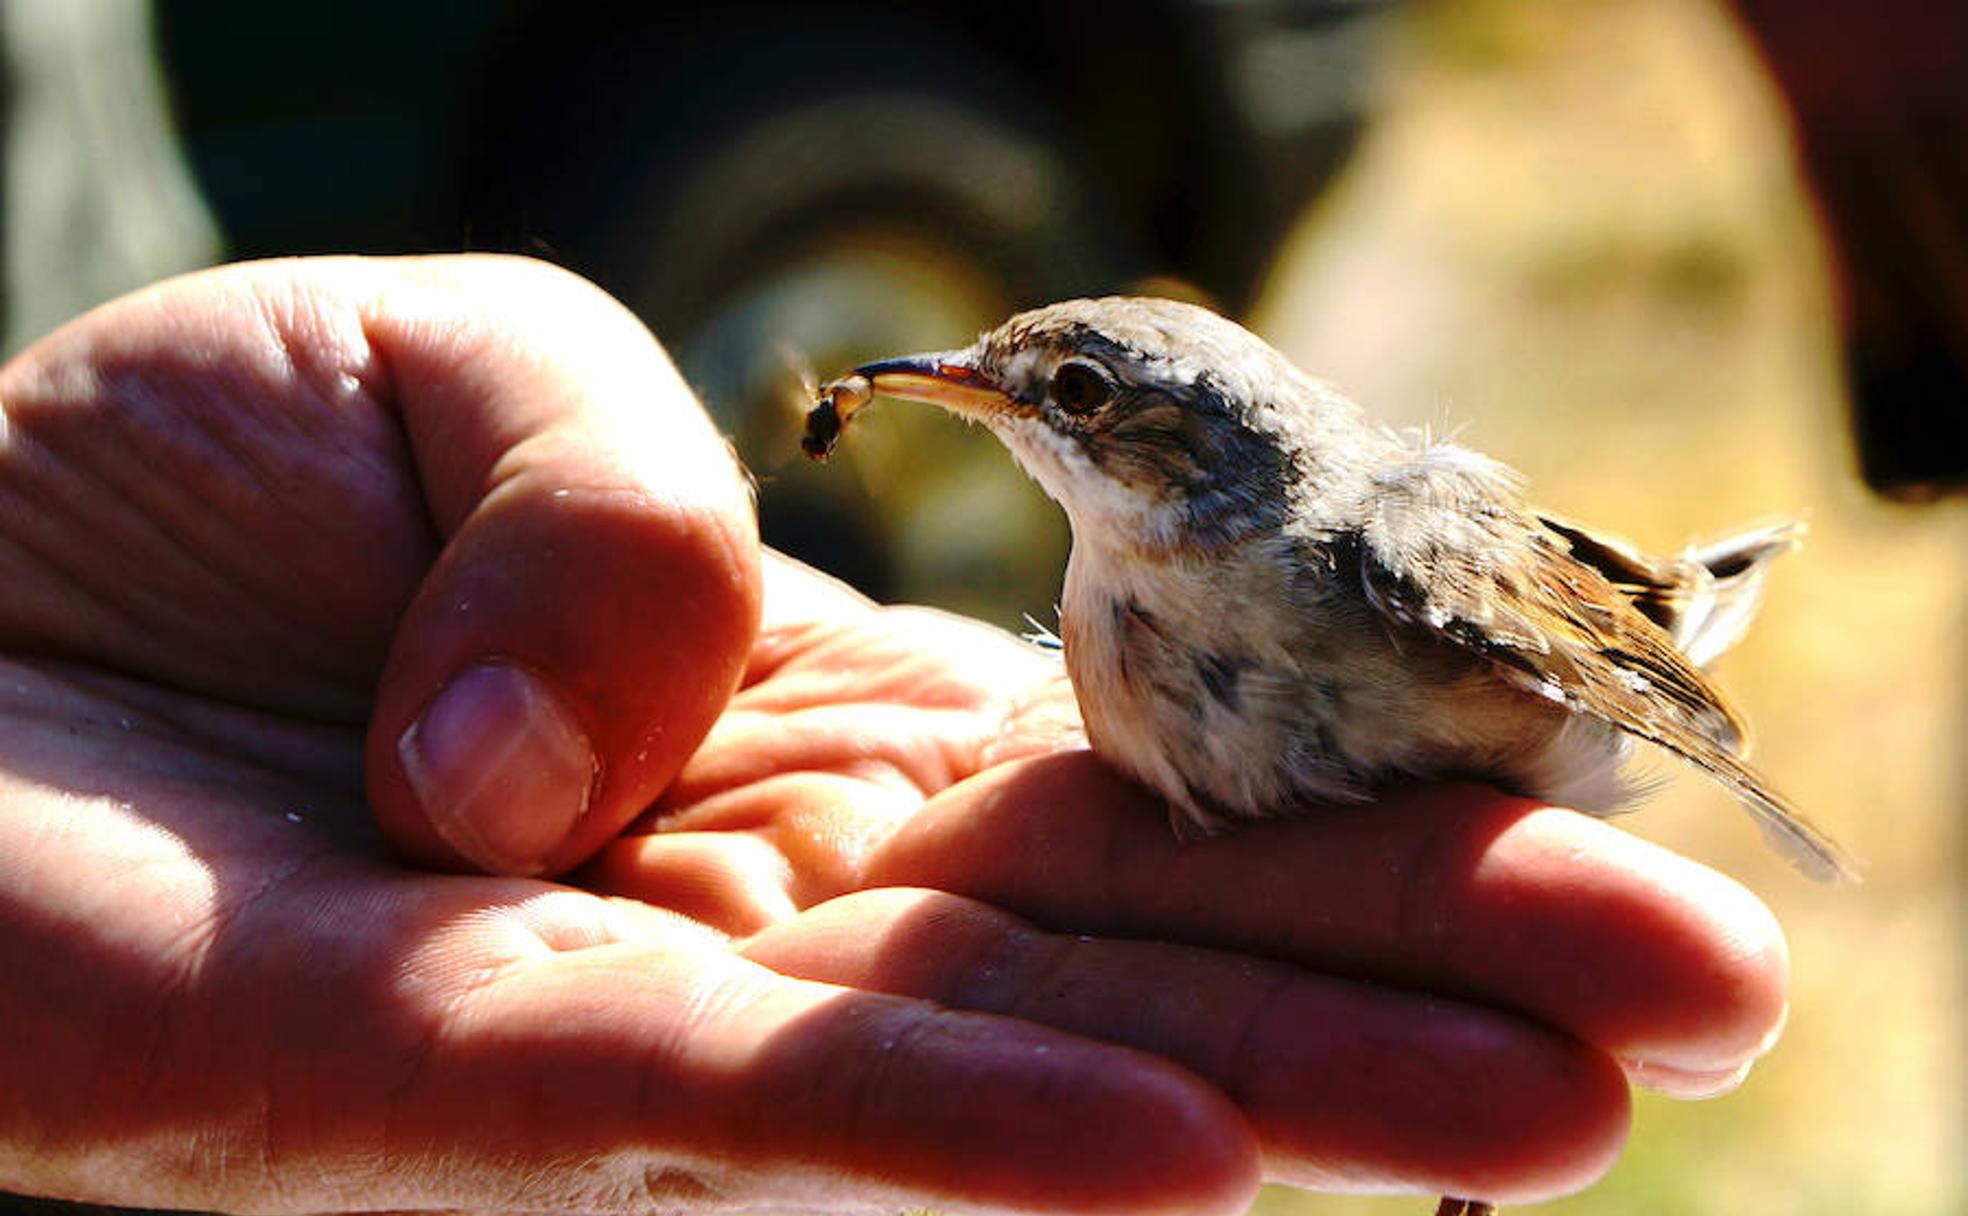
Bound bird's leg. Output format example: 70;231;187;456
1434;1199;1497;1216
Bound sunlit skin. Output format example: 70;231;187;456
0;256;1787;1215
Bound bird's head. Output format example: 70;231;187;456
849;297;1361;553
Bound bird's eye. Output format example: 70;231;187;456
1050;361;1114;412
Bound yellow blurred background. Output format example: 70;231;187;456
1244;2;1965;1213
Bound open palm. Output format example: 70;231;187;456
0;257;1788;1216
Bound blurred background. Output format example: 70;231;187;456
3;1;1961;1213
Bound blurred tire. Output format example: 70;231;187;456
477;8;1114;606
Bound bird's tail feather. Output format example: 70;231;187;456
1673;519;1803;669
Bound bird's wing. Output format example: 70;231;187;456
1532;511;1695;635
1353;445;1859;882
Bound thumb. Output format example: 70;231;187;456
359;256;760;875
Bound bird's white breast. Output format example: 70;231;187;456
1058;532;1634;830
1059;535;1371;828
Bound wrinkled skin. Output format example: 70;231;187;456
0;257;1789;1216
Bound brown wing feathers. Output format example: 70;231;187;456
1358;473;1858;882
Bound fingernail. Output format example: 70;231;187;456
1621;1055;1756;1099
398;661;596;875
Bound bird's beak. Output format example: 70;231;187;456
854;352;1011;422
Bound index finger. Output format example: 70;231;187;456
867;753;1789;1083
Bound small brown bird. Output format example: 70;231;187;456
810;296;1857;888
808;296;1859;1216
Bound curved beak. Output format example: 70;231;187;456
854;351;1011;422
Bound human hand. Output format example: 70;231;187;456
0;256;1789;1215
